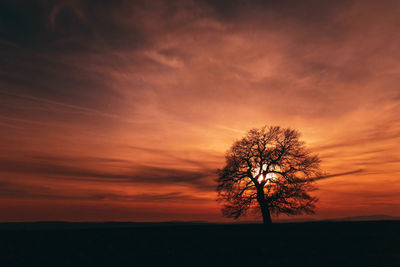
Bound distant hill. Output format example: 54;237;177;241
0;215;399;230
325;214;400;222
273;214;400;223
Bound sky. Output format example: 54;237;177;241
0;0;399;222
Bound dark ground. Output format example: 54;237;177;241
0;221;399;267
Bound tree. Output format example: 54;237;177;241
216;126;321;225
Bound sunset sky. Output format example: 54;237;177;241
0;0;399;222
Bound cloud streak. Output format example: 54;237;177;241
311;169;364;182
0;156;216;190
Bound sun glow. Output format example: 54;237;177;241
253;164;277;184
258;173;264;183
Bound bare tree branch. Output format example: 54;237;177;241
216;125;322;225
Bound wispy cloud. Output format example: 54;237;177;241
312;169;364;182
0;156;216;190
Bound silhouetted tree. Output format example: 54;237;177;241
217;126;321;225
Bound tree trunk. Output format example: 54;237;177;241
259;201;272;225
256;187;272;226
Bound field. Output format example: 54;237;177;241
1;221;399;266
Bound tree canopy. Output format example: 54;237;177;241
216;126;321;225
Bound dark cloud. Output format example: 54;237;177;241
0;1;141;117
319;187;400;201
0;180;57;200
31;154;133;164
311;169;364;182
0;180;208;202
0;0;358;54
0;156;216;190
313;120;400;152
128;145;222;168
0;0;147;51
90;192;209;202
